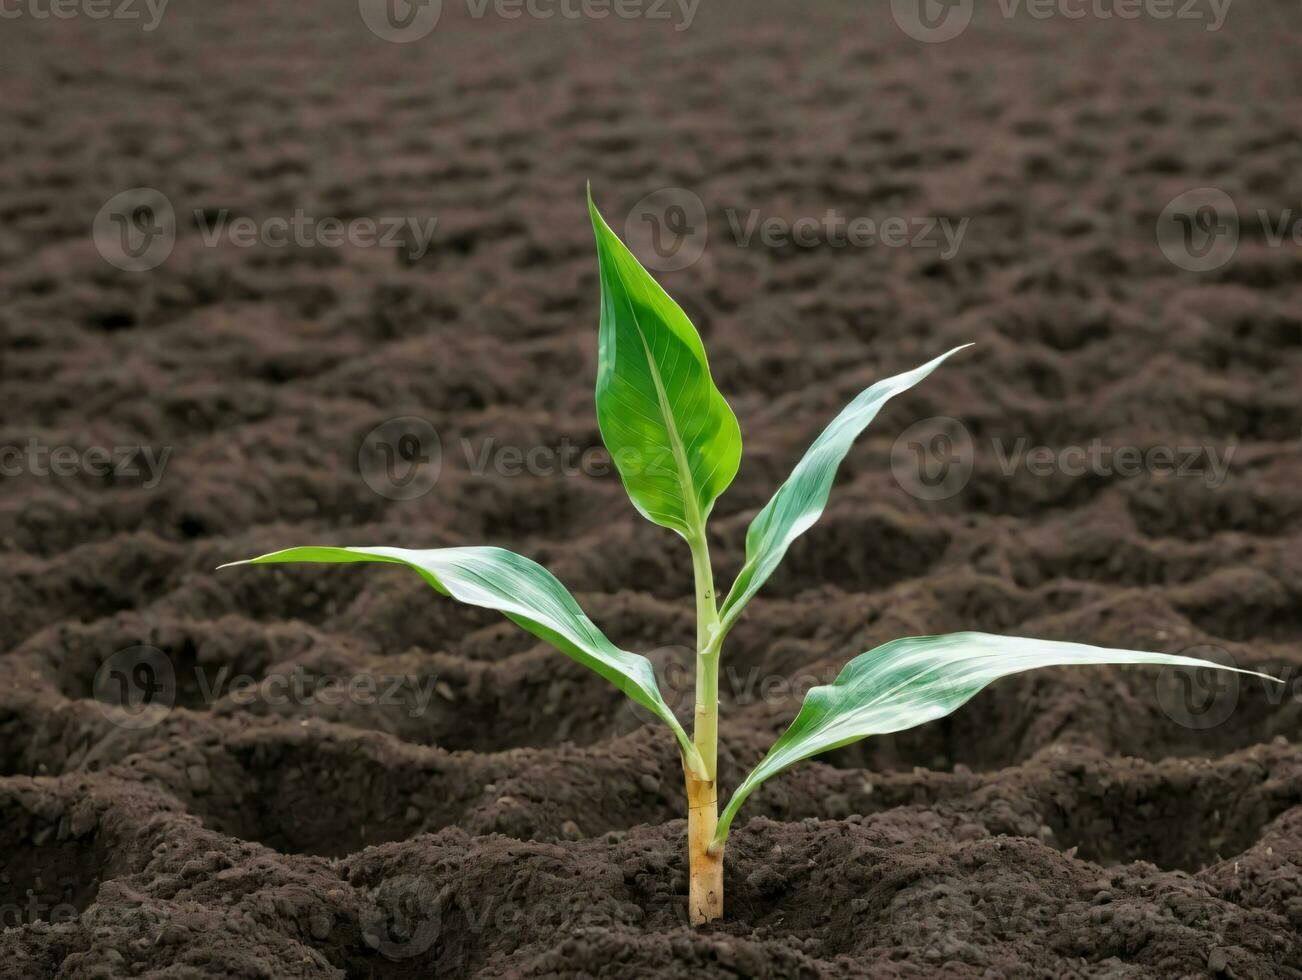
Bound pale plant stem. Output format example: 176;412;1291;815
686;529;723;924
690;531;721;775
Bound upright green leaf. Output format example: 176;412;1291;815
718;346;970;631
588;188;742;539
714;632;1277;844
221;545;705;776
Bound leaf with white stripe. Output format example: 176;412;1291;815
718;346;970;632
713;632;1278;845
221;545;705;775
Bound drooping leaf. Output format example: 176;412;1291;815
713;632;1278;845
588;188;742;539
221;545;705;775
718;346;970;631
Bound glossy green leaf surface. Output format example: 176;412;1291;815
714;632;1277;844
718;346;970;631
588;189;742;539
222;545;704;775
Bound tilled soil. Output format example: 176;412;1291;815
2;2;1302;977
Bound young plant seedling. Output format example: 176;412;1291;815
223;188;1277;927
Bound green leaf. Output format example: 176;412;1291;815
588;188;742;539
718;346;970;631
221;545;706;776
714;632;1278;845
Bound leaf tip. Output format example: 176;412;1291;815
586;184;607;232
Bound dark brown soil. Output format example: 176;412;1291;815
3;3;1302;977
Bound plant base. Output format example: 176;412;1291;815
685;772;723;925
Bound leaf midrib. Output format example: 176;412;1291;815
618;255;706;539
